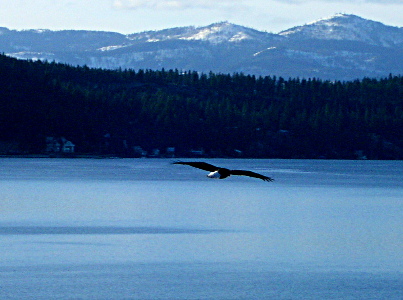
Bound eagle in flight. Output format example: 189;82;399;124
173;161;273;182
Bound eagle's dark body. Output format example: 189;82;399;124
173;161;273;182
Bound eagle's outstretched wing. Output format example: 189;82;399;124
173;161;219;172
230;169;274;182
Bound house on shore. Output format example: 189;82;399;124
46;137;75;154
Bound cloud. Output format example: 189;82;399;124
112;0;240;10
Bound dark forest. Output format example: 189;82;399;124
1;54;402;159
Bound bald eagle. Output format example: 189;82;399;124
173;161;273;182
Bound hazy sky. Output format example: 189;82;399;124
0;0;402;34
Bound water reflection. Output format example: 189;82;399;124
0;226;226;235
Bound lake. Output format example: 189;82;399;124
0;158;402;299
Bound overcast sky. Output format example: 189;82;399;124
0;0;402;34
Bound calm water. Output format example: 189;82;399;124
0;158;402;299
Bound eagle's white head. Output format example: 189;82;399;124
207;170;221;179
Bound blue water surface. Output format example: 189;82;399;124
0;158;402;299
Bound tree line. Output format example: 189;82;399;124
1;53;402;159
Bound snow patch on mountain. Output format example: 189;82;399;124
253;47;277;57
98;45;129;51
31;29;50;34
8;51;56;61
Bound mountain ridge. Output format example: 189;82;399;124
126;21;279;44
279;13;403;47
1;14;402;80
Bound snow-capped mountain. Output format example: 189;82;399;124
280;13;403;48
126;22;277;44
1;14;402;80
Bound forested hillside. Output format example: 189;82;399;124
1;54;402;159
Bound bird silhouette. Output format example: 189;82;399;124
173;161;273;182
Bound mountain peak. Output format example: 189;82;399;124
279;13;403;47
128;22;274;44
180;22;257;43
307;13;366;25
